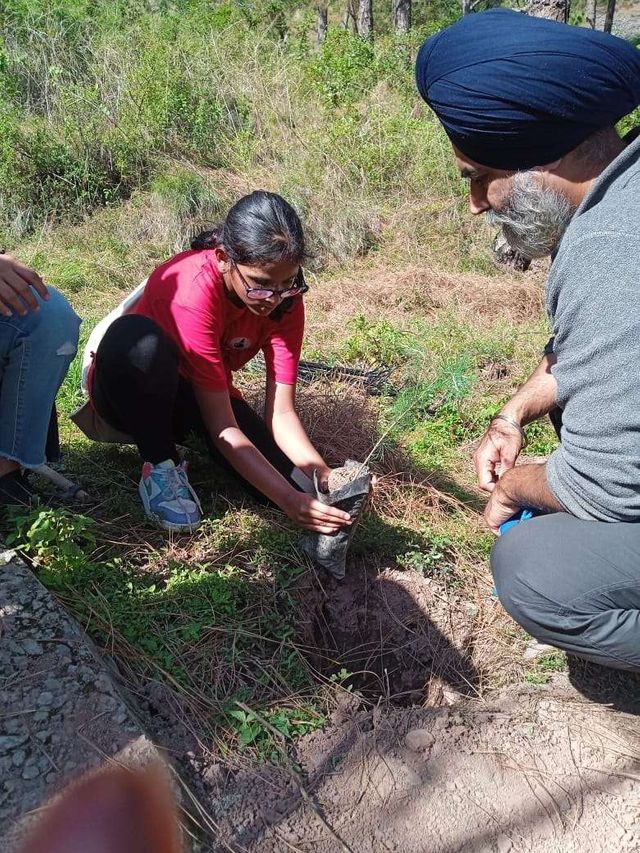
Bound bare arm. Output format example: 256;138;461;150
501;352;558;426
194;387;350;533
265;379;331;487
483;462;564;534
473;353;558;492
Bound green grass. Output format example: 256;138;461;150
4;503;325;754
525;651;568;685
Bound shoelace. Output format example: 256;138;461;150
157;466;190;502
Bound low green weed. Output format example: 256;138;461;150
397;535;453;580
339;314;417;367
227;704;324;753
5;507;96;572
525;651;567;684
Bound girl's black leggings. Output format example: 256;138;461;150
91;314;299;500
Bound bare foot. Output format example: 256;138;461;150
0;457;20;478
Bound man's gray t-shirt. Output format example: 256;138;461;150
546;134;640;521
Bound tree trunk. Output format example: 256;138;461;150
587;0;597;28
316;5;328;43
603;0;616;31
357;0;373;39
525;0;569;22
342;0;357;32
462;0;471;15
393;0;411;34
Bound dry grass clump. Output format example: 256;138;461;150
306;262;547;341
296;383;381;467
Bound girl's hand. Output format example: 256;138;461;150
282;491;352;534
314;465;333;494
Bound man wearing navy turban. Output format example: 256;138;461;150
416;10;640;673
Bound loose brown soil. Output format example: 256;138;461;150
328;464;365;494
166;566;640;853
293;566;481;704
210;683;640;852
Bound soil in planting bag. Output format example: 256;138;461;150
301;459;371;580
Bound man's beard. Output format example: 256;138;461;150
486;172;576;259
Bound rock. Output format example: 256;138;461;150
22;763;40;781
22;640;43;656
36;692;53;707
405;729;435;752
497;833;513;853
12;750;26;768
0;735;28;753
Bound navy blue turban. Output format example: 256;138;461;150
415;9;640;170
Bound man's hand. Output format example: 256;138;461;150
0;254;48;317
483;463;563;535
484;481;521;535
282;490;352;534
473;419;523;492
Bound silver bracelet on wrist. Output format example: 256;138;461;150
490;413;528;448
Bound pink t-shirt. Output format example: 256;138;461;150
132;250;304;398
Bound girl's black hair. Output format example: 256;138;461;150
191;190;305;264
191;191;306;321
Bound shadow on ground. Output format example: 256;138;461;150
567;657;640;715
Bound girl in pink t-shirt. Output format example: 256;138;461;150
90;192;350;534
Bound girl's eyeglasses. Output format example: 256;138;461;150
233;262;308;301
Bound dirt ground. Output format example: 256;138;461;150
208;681;640;853
293;566;485;704
136;566;640;853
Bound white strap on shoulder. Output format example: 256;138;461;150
80;279;149;394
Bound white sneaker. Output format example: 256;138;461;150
138;459;202;532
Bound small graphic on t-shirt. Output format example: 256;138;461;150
228;336;252;350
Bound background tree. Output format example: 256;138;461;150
357;0;373;38
393;0;411;34
525;0;569;22
604;0;616;32
342;0;357;32
316;4;328;43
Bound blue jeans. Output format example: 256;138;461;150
0;287;81;468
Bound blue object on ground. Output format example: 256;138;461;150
499;507;544;536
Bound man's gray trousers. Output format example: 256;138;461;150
492;512;640;671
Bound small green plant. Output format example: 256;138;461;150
329;667;355;691
340;315;414;367
5;507;96;572
398;537;453;579
227;704;324;752
525;651;567;684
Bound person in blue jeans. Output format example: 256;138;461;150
0;252;81;506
